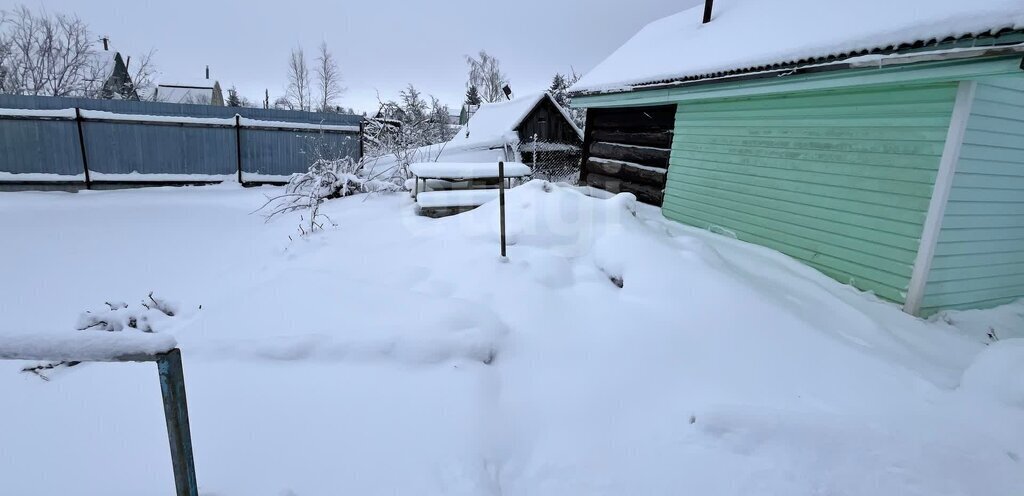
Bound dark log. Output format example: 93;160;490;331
590;106;676;132
585;172;664;206
591;129;673;148
590;141;670;168
586;158;666;185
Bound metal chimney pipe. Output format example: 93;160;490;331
703;0;714;23
205;65;210;80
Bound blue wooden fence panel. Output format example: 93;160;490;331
0;94;362;181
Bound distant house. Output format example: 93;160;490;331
154;80;224;106
367;92;582;176
570;0;1024;316
100;52;139;101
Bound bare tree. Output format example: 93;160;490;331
0;5;157;98
286;46;311;111
465;50;509;103
0;14;11;92
273;96;294;110
315;41;343;112
361;84;458;183
1;6;94;96
126;49;157;98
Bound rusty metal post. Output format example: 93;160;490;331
157;349;199;496
498;161;507;258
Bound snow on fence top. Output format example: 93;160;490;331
409;161;531;179
0;108;77;119
73;111;361;132
237;117;360;133
0;332;177;362
80;109;236;126
572;0;1024;94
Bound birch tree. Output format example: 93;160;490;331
286;46;311;111
465;50;508;103
315;41;343;112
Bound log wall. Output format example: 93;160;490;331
580;104;676;205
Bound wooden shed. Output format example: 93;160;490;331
366;93;582;180
570;0;1024;316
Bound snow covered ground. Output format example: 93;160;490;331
0;182;1022;495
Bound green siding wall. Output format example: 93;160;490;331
663;83;958;304
923;78;1024;314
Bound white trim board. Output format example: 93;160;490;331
903;80;977;316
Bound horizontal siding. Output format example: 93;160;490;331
923;77;1024;315
664;83;957;304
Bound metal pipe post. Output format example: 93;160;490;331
498;161;507;258
157;349;199;496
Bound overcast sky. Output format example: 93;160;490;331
28;0;699;114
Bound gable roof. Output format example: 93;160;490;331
572;0;1024;95
362;92;582;176
100;52;139;101
450;92;581;150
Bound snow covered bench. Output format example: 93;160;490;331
410;161;530;217
416;189;500;209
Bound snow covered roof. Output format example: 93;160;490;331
450;92;543;150
362;93;581;176
155;81;217;104
572;0;1024;94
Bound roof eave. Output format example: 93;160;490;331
570;31;1024;99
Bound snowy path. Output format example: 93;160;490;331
0;183;1021;495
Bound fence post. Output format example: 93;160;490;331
234;114;243;184
358;120;365;159
157;349;199;496
74;108;91;189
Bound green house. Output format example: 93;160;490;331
570;0;1024;316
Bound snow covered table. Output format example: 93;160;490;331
410;161;530;217
0;333;198;496
409;161;531;180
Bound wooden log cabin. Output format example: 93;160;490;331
579;105;675;205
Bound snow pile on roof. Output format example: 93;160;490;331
573;0;1024;93
449;92;547;150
